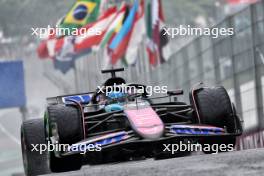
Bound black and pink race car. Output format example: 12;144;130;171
21;68;243;176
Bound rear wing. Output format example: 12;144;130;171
47;92;94;105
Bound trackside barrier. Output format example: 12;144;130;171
236;130;264;150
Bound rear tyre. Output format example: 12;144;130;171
192;86;237;154
46;104;84;172
21;119;50;176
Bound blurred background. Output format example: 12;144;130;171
0;0;263;175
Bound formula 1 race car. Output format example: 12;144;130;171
21;68;243;176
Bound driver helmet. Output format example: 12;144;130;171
106;91;126;104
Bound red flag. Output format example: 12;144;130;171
158;0;165;22
146;44;158;65
37;7;117;59
146;0;161;66
74;7;117;53
227;0;258;4
37;40;49;58
146;0;167;66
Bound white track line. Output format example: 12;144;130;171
0;122;20;145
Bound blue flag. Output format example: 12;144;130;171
109;0;138;50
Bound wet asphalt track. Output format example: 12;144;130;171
44;148;264;176
2;58;262;176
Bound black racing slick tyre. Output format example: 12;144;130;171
46;104;83;172
21;118;50;176
47;104;84;145
193;86;237;154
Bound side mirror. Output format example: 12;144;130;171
167;89;184;96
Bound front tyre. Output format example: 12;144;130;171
21;119;50;176
46;104;84;172
192;86;239;154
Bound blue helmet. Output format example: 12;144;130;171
107;91;126;100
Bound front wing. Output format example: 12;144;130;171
61;124;242;156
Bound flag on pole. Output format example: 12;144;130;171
37;30;57;59
146;0;159;66
108;0;139;65
38;6;116;60
98;4;128;69
53;36;93;74
124;0;145;65
60;0;101;33
74;6;117;53
36;0;103;74
145;0;169;66
37;0;100;60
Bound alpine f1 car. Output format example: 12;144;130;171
21;68;243;176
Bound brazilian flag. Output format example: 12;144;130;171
60;0;101;33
